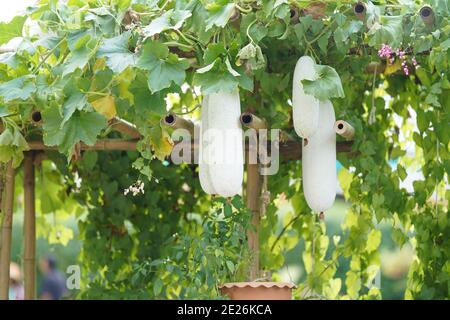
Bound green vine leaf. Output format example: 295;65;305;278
142;9;192;38
301;65;345;101
205;2;235;30
97;31;136;73
61;92;88;126
368;15;403;48
0;76;36;101
137;41;189;93
0;16;26;45
42;109;107;159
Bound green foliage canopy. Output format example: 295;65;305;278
0;0;449;299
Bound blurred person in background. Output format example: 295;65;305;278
9;262;24;300
39;255;67;300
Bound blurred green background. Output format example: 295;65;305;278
9;197;411;299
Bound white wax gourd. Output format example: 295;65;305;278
199;90;244;197
302;100;336;212
292;56;320;139
199;95;216;195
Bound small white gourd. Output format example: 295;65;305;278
292;56;320;139
199;90;244;197
302;99;336;212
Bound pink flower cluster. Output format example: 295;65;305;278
377;44;419;76
378;44;393;59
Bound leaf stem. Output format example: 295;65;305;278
32;36;67;74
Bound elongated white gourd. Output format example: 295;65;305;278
292;56;320;139
199;90;244;197
199;95;216;194
302;100;336;212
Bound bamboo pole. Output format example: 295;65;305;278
0;48;15;54
353;2;366;21
26;139;354;159
246;163;261;281
0;162;15;300
27;139;140;151
240;113;267;130
419;6;435;27
30;111;42;126
334;120;355;140
23;152;36;300
109;117;142;139
160;112;195;136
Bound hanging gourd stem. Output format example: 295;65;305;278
161;112;195;136
419;6;435;27
353;2;366;21
334;120;355;140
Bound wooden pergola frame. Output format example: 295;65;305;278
0;115;354;300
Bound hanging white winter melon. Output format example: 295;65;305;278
302;99;336;212
199;90;244;197
292;56;320;139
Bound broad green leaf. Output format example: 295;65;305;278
63;32;97;76
137;42;189;92
62;47;93;76
0;105;11;117
205;3;235;30
302;65;344;100
84;7;116;35
62;92;88;126
116;67;136;104
153;278;163;296
0;76;36;101
324;278;341;299
42;109;107;159
397;164;407;181
142;9;191;38
148;126;173;160
368;15;403;48
366;229;381;252
194;71;238;94
0;52;20;68
0;126;28;167
97;31;136;73
345;271;362;299
0;16;26;45
91;95;117;120
226;260;235;273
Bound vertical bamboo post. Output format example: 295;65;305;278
246;163;261;280
23;152;36;300
0;162;15;300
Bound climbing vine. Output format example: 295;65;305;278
0;0;448;299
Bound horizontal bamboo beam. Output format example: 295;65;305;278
109;117;142;139
25;139;354;160
0;48;15;54
27;139;140;151
277;140;355;161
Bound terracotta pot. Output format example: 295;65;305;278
219;282;296;300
